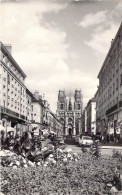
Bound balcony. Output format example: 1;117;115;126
20;114;26;120
106;104;118;115
1;106;26;120
31;120;35;123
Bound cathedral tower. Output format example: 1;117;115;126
57;89;83;137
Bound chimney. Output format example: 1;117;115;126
39;95;42;100
4;44;12;54
34;90;39;100
111;39;114;45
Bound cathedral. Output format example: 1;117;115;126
56;90;83;137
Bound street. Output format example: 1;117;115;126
41;138;122;156
66;143;122;156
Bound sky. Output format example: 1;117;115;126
0;0;122;112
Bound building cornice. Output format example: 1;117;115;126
97;22;122;79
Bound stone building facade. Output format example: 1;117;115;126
56;90;83;136
96;22;122;140
0;42;63;137
86;98;96;135
0;42;27;134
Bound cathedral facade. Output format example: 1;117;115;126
56;90;83;136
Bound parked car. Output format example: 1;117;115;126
79;136;93;147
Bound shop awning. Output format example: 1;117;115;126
7;127;16;132
0;125;5;131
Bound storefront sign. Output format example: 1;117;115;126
108;122;114;134
116;127;120;134
33;128;39;136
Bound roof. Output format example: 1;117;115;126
86;98;96;108
0;41;27;79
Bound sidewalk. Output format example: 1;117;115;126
101;146;122;150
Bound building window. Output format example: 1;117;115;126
120;74;122;85
116;78;119;90
113;83;115;94
78;104;80;110
60;104;64;110
8;74;10;84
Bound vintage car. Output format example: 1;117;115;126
78;136;93;147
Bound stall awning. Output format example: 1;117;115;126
7;127;16;132
0;125;5;131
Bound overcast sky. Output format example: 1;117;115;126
0;0;122;112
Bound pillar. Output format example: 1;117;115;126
65;116;68;135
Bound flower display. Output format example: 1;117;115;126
1;146;122;195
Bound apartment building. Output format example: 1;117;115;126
26;88;34;131
97;23;122;137
86;98;96;135
31;91;63;136
30;91;44;135
0;42;27;134
0;42;63;137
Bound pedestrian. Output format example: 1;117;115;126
13;135;22;155
1;130;5;149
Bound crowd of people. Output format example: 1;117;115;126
91;132;121;144
0;130;57;162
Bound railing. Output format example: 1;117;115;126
20;114;26;120
1;106;26;120
31;120;35;123
106;104;118;115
